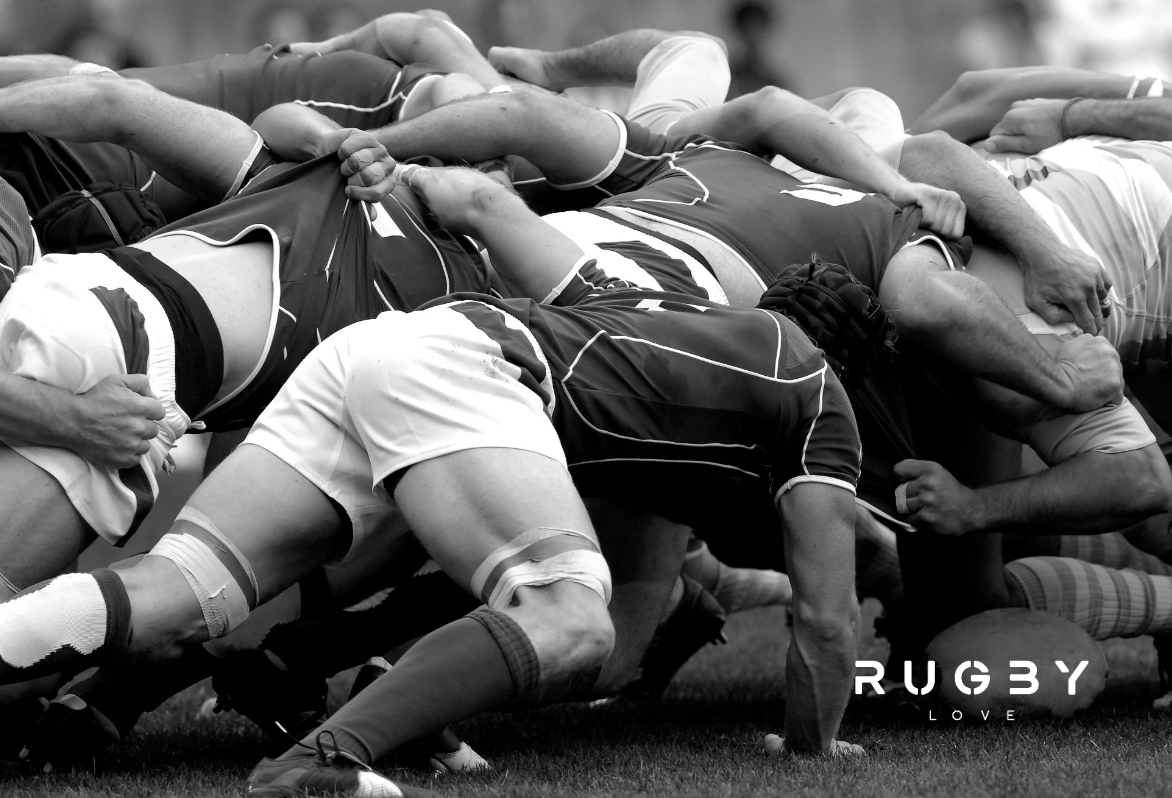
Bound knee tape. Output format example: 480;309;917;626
470;527;611;610
151;507;259;638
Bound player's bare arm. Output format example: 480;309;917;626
896;444;1172;537
287;11;508;91
251;102;343;162
909;66;1149;142
489;28;726;92
669;88;965;241
0;75;259;203
400;164;587;300
0;371;164;470
775;481;861;755
899;130;1110;334
987;97;1172;154
374;89;621;186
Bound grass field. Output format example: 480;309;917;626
3;602;1172;798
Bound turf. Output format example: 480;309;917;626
4;603;1172;797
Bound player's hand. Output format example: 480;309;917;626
986;99;1068;154
330;129;400;203
1054;332;1124;411
888;181;966;241
396;164;516;234
893;459;979;536
68;374;165;469
1021;244;1110;334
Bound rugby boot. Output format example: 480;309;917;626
20;694;120;773
212;650;328;750
247;731;436;797
619;573;728;702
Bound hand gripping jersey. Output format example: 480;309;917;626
122;46;436;129
985;136;1172;365
149;154;489;430
433;288;862;532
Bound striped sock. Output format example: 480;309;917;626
855;507;904;607
1058;533;1172;576
682;539;791;613
0;568;132;683
1005;556;1172;639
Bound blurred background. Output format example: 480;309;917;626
1;0;1170;121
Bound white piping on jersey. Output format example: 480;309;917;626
855;497;916;533
393;195;452;295
798;367;828;480
600;206;767;294
571;455;764;479
151;223;281;421
758;308;784;380
141;172;156;193
279;306;297;323
223;132;266;202
561;329;608;381
624;142;753;210
551;110;631;191
559;386;767;454
290;70;404;115
900;233;958;270
775;474;857;499
582;334;830;385
373;279;394;312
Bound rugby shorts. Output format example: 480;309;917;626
244;307;566;565
0;252;191;543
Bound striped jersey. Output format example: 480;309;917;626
985;136;1172;364
430;288;862;531
148;155;489;430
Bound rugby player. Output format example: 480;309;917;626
0;73;488;601
0;11;504;237
0;163;872;798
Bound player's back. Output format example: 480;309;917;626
986;136;1172;363
154;155;488;429
437;289;861;529
122;46;406;129
592;134;924;294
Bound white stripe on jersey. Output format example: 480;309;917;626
986;137;1172;361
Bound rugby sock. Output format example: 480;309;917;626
1005;556;1172;639
681;538;792;614
264;572;480;680
1058;533;1172;576
855;508;904;607
283;611;522;765
0;569;131;683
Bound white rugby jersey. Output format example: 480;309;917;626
984;136;1172;365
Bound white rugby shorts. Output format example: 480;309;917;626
244;307;567;564
627;36;731;135
0;252;191;543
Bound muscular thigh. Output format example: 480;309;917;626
0;443;91;596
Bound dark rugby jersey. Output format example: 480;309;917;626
430;289;862;530
589;116;928;291
122;46;435;128
149;155;489;430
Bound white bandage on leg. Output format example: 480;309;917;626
470;527;612;610
151;508;259;638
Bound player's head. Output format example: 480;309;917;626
756;255;897;391
0;176;33;300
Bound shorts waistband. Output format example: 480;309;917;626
104;247;224;415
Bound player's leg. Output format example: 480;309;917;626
0;75;261;204
0;442;350;684
266;447;613;770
